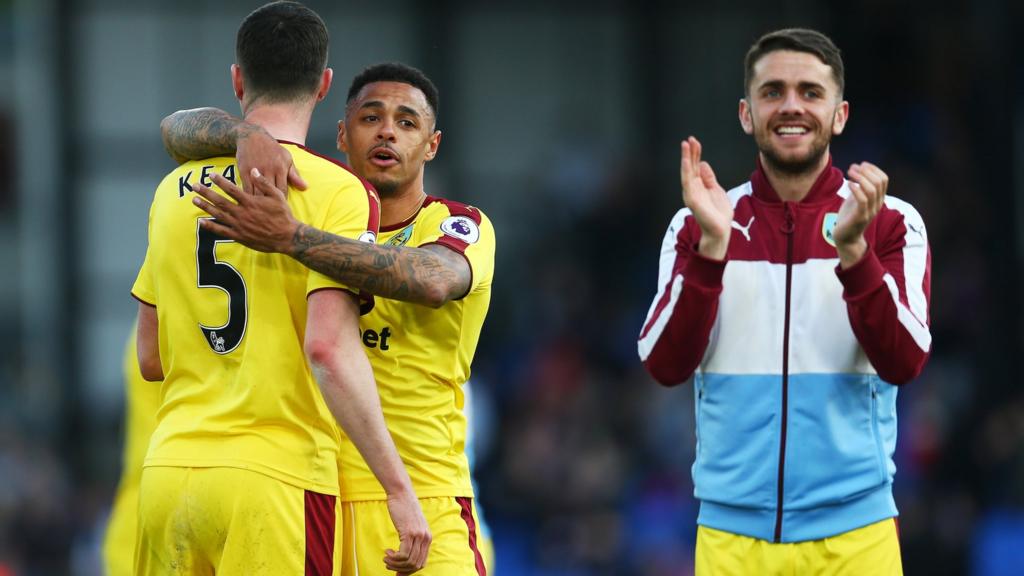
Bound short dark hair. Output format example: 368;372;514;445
744;28;844;97
236;1;328;103
347;62;440;123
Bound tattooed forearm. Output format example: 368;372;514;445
291;224;470;308
160;107;265;164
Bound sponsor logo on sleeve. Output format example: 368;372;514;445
440;216;480;244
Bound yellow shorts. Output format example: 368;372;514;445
102;480;139;576
135;466;341;576
477;531;495;575
339;496;488;576
696;518;902;575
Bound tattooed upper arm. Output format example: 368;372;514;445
420;244;472;302
289;224;471;308
160;107;246;163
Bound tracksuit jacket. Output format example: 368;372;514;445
638;159;932;543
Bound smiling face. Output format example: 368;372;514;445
739;50;848;176
337;80;441;197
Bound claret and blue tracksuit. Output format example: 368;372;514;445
639;159;931;543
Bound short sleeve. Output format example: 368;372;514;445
305;180;381;314
418;201;495;296
131;202;158;305
131;247;157;305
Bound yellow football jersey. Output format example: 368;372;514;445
132;142;380;495
338;196;495;501
102;328;160;576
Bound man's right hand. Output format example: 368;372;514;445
383;491;432;575
680;136;733;260
192;170;300;254
237;126;307;196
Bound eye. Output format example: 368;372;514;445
361;114;379;123
764;88;781;99
398;119;417;128
804;89;822;99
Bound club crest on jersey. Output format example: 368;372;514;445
822;213;838;247
440;216;479;244
358;231;377;244
386;224;414;247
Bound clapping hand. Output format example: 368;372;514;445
834;162;888;268
680;136;733;260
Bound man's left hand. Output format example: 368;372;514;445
834;162;888;268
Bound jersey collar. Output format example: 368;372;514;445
750;155;844;204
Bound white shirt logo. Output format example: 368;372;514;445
731;216;755;242
440;216;480;244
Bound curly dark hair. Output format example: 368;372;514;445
347;62;439;122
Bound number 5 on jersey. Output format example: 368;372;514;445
196;218;247;354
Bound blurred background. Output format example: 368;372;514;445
1;0;1021;574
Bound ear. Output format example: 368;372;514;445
738;98;754;135
231;64;244;102
336;119;348;154
424;130;442;162
831;100;850;136
316;68;333;102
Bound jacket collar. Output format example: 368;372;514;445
750;155;844;204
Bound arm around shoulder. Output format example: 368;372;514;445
290;228;475;309
415;244;472;307
414;203;495;307
159;107;247;164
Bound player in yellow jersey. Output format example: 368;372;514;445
132;4;429;575
162;62;495;575
102;328;158;576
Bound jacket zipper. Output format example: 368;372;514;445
775;201;795;543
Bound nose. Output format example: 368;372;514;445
778;89;804;114
376;119;397;142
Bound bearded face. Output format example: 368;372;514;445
740;50;848;177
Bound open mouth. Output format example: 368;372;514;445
370;146;400;167
774;124;810;137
